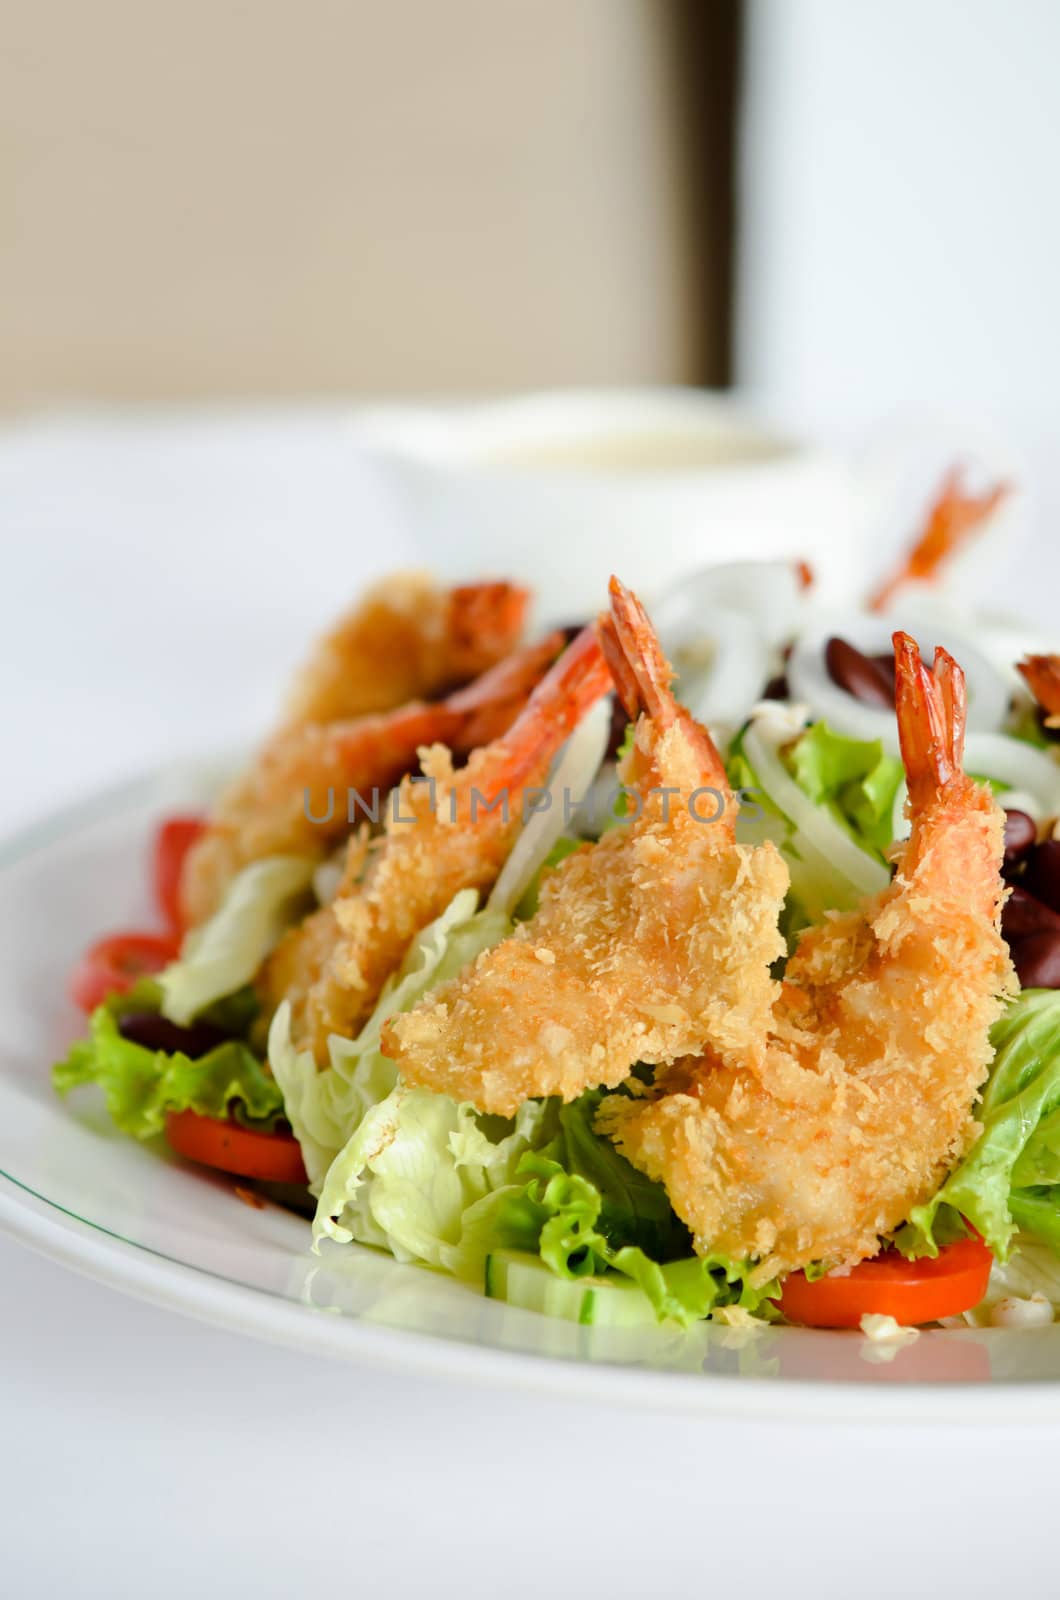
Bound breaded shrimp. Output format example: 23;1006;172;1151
265;625;614;1060
381;577;789;1115
284;573;530;726
600;633;1016;1280
180;632;561;927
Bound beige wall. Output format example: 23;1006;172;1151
0;0;704;408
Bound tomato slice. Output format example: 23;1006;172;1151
776;1236;993;1328
165;1109;308;1185
69;930;181;1014
154;815;207;933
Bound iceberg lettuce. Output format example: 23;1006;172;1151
268;889;511;1186
160;855;316;1025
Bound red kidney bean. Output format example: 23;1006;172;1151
871;651;897;690
1022;840;1060;917
762;674;790;700
1012;930;1060;989
118;1012;229;1058
1002;886;1060;943
1003;808;1038;866
824;637;896;709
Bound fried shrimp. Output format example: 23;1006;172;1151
381;577;789;1115
180;632;562;927
263;625;613;1061
600;633;1016;1280
284;573;530;726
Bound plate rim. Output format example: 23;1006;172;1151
4;758;1060;1422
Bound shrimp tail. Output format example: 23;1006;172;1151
893;631;966;807
599;575;673;724
486;624;612;792
600;573;730;794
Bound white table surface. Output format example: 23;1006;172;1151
3;410;1058;1599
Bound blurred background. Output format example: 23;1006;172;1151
4;0;1058;443
2;0;734;401
3;0;1059;789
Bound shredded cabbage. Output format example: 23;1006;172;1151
268;888;509;1188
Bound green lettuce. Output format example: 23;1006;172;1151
53;982;284;1137
908;989;1060;1257
160;855;316;1025
483;1095;774;1327
787;722;904;862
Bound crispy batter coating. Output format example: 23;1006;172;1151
382;578;788;1114
180;632;560;927
270;626;613;1061
284;573;529;726
600;633;1016;1278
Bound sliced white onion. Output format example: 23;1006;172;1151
487;696;610;918
788;610;1010;753
887;594;1060;691
570;761;620;840
677;609;770;734
650;559;807;651
744;714;891;904
996;789;1046;826
964;733;1060;818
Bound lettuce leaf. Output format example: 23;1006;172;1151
484;1097;775;1327
269;887;518;1203
908;989;1060;1257
313;1085;557;1271
788;722;904;862
160;855;316;1025
53;983;284;1137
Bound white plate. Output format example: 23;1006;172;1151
3;762;1059;1422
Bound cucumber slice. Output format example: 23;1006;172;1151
484;1249;660;1328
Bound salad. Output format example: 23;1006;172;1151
55;484;1060;1335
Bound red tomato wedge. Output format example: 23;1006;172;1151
165;1109;308;1185
154;814;206;933
777;1236;993;1329
69;930;181;1014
